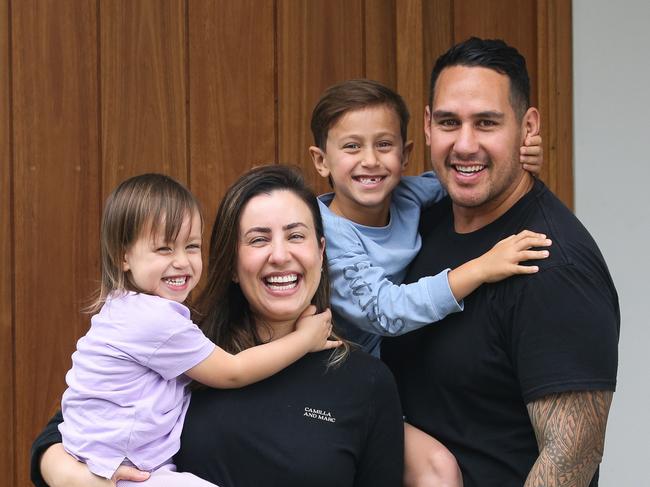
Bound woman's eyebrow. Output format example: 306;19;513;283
243;226;271;236
284;222;308;231
242;222;308;236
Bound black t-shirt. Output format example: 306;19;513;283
30;350;404;487
176;349;403;487
382;180;619;487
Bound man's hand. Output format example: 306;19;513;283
112;465;151;484
525;390;613;487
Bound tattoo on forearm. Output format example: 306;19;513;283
525;390;613;487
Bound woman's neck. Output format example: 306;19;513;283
256;318;297;342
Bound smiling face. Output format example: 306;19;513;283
122;210;203;303
425;66;539;228
310;105;412;227
234;190;325;327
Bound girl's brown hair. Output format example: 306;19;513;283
90;173;201;312
194;164;350;367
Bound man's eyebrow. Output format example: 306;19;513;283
431;110;505;119
431;110;457;119
474;111;505;119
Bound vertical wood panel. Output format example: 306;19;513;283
422;0;453;103
12;1;100;484
420;0;454;171
188;0;275;234
0;0;15;483
6;3;574;482
101;0;187;194
278;0;365;195
453;0;538;105
365;0;397;87
396;0;427;175
537;0;573;208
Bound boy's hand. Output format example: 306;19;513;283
478;230;551;283
520;134;543;175
295;306;341;352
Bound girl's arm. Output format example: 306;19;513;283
447;230;551;301
186;307;341;389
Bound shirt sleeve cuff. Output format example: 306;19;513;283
424;268;464;320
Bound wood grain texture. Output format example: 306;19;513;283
396;0;427;175
537;0;573;209
419;0;454;172
365;0;397;88
188;0;276;236
100;0;187;195
453;0;538;105
422;0;453;103
11;1;100;484
0;0;15;483
4;3;575;484
278;0;365;195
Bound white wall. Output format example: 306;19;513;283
573;1;650;484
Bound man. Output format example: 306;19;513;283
382;37;619;487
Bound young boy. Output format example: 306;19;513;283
309;79;547;487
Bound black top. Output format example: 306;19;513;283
31;350;404;487
382;179;619;487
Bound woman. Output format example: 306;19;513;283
31;165;404;487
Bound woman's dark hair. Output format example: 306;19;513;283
428;37;531;119
194;164;350;367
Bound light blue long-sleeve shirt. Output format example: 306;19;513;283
319;172;463;357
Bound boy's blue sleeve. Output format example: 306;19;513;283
327;226;463;337
400;172;447;208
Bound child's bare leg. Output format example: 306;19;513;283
404;422;463;487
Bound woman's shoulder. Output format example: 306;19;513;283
325;349;397;390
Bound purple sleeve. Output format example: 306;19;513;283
147;322;216;380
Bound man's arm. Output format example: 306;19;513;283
524;390;613;487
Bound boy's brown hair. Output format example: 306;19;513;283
310;79;410;151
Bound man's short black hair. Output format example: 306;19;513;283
428;37;531;119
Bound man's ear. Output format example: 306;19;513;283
424;105;433;146
522;107;540;141
309;146;330;178
401;140;414;169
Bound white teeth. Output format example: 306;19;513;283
456;165;484;174
265;274;299;290
267;282;298;291
266;274;298;284
164;276;187;286
356;176;383;184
